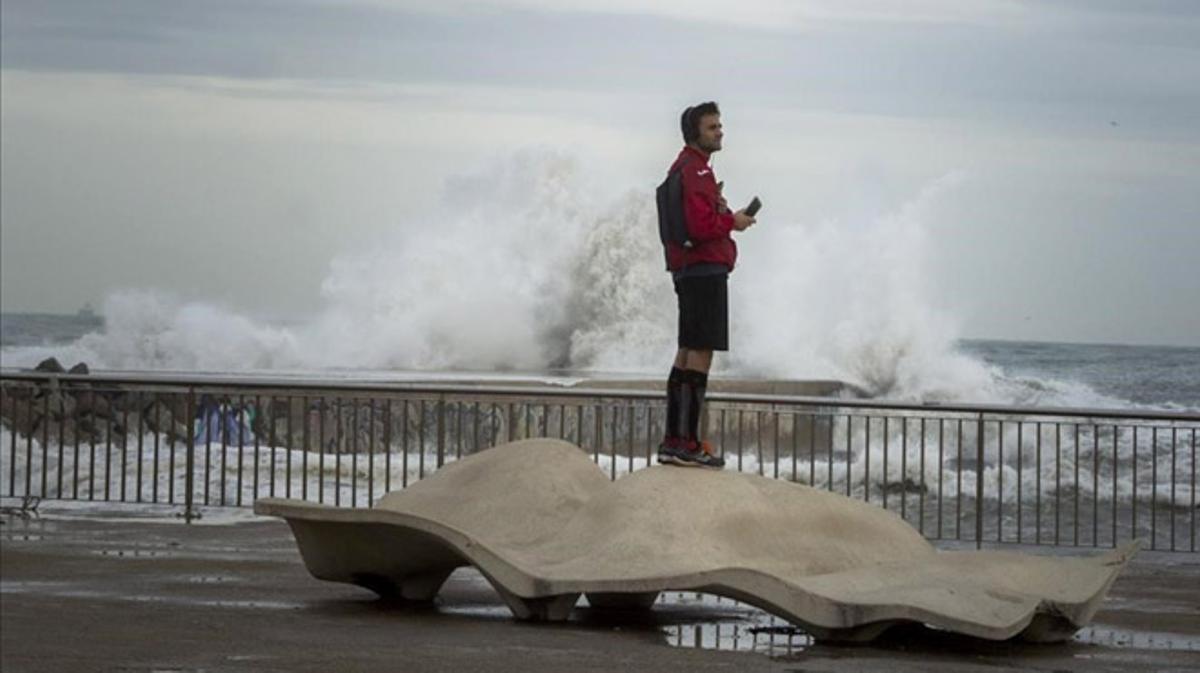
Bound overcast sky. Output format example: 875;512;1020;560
2;0;1197;346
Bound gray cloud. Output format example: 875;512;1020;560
4;0;1197;131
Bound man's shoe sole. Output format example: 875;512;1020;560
661;455;696;467
661;453;724;469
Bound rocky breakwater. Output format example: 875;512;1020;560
0;358;193;448
0;359;492;457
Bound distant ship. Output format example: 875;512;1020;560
75;303;100;324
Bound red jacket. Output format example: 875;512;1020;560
664;145;738;272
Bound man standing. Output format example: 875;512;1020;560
658;102;755;469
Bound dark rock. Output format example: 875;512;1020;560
46;391;78;420
110;390;142;413
68;362;90;375
164;395;190;422
142;401;190;442
74;390;113;419
142;400;176;432
34;358;65;373
1;394;42;435
76;416;103;442
883;478;928;496
0;394;15;424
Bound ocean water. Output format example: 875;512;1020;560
0;151;1195;411
958;339;1199;411
1;310;1196;411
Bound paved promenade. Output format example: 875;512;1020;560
2;509;1198;672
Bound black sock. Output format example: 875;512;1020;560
683;370;708;442
664;367;686;441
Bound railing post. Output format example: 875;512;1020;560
179;387;200;523
436;395;446;468
975;413;985;550
507;403;516;443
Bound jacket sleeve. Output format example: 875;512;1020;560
682;168;735;242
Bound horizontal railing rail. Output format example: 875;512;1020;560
3;370;1196;421
1;370;1196;553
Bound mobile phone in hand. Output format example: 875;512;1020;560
745;197;762;217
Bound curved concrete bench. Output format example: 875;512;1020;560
255;438;1137;643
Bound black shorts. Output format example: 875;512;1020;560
674;273;729;351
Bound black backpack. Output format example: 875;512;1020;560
656;159;693;268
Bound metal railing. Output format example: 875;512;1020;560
1;370;1196;552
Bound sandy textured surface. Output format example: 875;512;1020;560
256;438;1138;642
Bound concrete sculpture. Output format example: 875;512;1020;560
255;438;1136;642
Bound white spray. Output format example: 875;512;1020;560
0;149;1122;406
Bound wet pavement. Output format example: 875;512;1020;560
2;508;1198;672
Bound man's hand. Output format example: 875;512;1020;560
733;210;756;231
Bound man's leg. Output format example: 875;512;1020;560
681;349;712;447
684;349;712;373
662;274;726;468
661;349;689;448
658;348;704;460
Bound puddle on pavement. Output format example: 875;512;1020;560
0;580;67;592
0;517;63;538
441;589;1200;658
185;574;241;585
439;589;814;656
649;594;1200;656
147;597;306;611
1073;625;1200;651
652;592;815;655
2;582;307;611
93;548;175;558
111;592;306;610
438;604;514;620
224;654;277;665
650;594;1200;656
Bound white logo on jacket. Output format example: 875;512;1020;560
696;169;711;177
